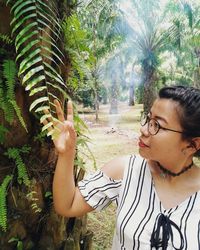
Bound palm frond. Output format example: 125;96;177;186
7;0;67;135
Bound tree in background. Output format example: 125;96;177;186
164;0;200;87
79;0;126;118
120;0;172;113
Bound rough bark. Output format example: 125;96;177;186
142;67;157;114
109;77;118;114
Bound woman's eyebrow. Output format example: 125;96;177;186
154;115;168;124
149;111;168;124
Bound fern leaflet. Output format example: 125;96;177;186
0;175;13;232
1;60;27;131
5;147;30;186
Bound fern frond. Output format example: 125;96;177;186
26;190;42;213
1;60;27;130
0;33;13;45
0;125;9;144
8;100;28;132
15;155;30;186
0;175;13;232
29;96;49;112
18;48;41;76
7;0;67;131
1;99;15;124
3;60;16;100
5;147;30;186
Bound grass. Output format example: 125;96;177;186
79;102;143;249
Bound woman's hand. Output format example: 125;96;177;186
43;100;77;155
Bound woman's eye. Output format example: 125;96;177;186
154;122;159;129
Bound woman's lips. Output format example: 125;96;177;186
138;139;149;148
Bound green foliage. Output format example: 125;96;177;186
4;146;30;186
0;175;13;232
26;191;42;213
8;237;23;250
44;191;52;199
73;111;97;170
63;14;93;90
79;0;124;57
0;59;27;131
164;1;200;85
135;85;144;104
0;33;12;45
6;0;68;135
0;125;9;144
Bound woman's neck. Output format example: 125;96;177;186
148;158;195;181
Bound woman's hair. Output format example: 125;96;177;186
159;85;200;157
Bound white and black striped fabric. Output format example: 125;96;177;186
78;155;200;249
78;170;122;211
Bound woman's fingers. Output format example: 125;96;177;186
67;100;74;122
41;100;74;143
54;99;65;122
64;121;77;139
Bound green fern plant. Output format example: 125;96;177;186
0;59;27;131
6;0;68;136
0;125;9;144
0;60;15;124
26;191;42;213
0;33;12;44
4;146;31;186
0;175;13;232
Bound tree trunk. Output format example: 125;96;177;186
94;78;99;122
141;64;157;113
129;83;135;106
193;67;200;88
109;77;118;114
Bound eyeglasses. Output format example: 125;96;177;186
140;113;184;135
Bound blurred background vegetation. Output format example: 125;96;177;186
0;0;199;249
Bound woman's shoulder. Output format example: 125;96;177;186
101;154;144;180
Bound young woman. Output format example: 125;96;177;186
46;85;200;249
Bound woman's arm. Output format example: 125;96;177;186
43;100;93;217
43;100;129;217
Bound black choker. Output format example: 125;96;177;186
157;161;193;177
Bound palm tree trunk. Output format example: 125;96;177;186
109;79;118;114
142;68;157;113
129;83;135;106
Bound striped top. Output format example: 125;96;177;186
78;155;200;249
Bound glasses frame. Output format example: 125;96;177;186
140;114;184;135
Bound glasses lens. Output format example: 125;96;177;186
140;113;147;126
148;119;159;135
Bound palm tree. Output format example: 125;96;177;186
120;0;170;112
79;0;126;118
166;0;200;87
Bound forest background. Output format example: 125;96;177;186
0;0;199;249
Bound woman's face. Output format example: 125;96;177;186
139;98;189;164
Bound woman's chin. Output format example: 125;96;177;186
139;149;150;160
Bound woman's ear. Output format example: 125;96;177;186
182;138;200;156
190;137;200;152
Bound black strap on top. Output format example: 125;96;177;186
150;213;184;250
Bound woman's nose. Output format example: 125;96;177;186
140;123;149;136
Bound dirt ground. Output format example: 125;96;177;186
79;102;143;250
